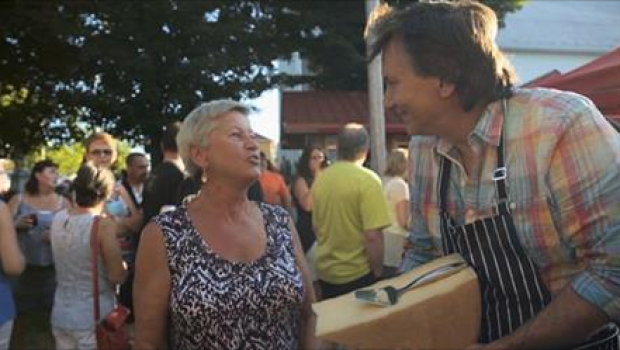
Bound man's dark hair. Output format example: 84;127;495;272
161;121;181;153
366;0;516;111
338;123;369;161
125;152;147;167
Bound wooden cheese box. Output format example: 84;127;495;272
313;254;480;350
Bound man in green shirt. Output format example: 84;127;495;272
312;123;390;299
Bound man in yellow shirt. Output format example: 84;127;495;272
312;123;390;299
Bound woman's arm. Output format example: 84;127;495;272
289;220;318;349
0;202;25;276
99;217;127;285
293;177;313;212
115;185;143;234
395;199;410;229
133;222;171;350
8;194;34;231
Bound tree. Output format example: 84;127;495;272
0;0;526;159
285;0;528;91
0;1;312;158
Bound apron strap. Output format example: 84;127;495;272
492;99;510;216
439;99;511;216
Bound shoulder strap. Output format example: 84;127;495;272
13;194;24;219
90;215;101;324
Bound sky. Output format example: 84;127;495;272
130;88;281;155
245;88;280;143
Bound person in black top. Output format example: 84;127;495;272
141;122;185;227
118;152;149;316
120;152;149;209
291;146;329;253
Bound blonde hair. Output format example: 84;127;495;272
177;99;251;178
84;132;117;152
384;148;408;177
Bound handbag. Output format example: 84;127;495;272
90;215;131;350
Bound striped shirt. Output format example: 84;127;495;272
402;88;620;322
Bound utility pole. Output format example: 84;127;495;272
365;0;386;174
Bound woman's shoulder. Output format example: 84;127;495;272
152;206;191;235
258;201;290;222
293;175;311;186
385;175;407;187
53;208;69;220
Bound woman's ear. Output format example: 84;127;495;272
34;171;43;184
189;144;209;169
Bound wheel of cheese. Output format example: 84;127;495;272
313;254;481;350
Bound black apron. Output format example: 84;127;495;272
438;100;618;348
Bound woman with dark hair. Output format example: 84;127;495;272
50;162;127;349
7;159;67;349
291;146;329;297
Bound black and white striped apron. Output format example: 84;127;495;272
438;100;618;348
438;138;552;342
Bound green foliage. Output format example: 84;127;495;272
44;143;85;176
0;0;526;158
287;0;527;91
0;1;311;157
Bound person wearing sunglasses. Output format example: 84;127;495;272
83;132;142;236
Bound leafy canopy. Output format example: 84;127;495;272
0;0;525;159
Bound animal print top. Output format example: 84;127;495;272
154;202;303;350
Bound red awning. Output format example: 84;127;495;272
281;91;407;134
527;46;620;118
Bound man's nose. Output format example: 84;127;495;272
384;89;394;109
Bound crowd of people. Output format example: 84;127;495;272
0;1;619;349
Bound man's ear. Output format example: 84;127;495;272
438;79;456;98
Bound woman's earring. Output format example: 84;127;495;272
201;166;208;184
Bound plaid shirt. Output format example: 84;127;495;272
402;88;620;322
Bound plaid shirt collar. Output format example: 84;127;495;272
435;99;505;159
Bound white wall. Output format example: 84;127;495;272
504;51;601;84
497;0;620;84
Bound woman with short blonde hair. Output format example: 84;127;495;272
134;99;317;350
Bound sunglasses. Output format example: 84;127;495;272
89;149;113;156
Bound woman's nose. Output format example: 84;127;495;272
246;135;259;149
